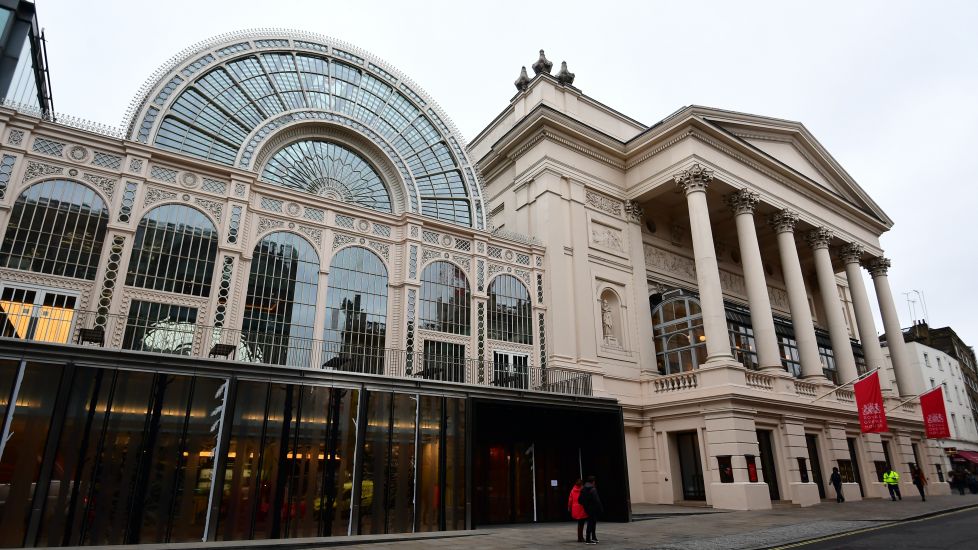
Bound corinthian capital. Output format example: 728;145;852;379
863;256;891;277
806;227;834;250
727;189;760;216
768;209;799;234
838;243;864;264
673;163;714;194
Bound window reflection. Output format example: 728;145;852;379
123;300;198;355
241;232;319;367
419;261;471;335
651;295;706;374
0;179;108;280
322;247;388;374
126;204;219;296
487;274;532;344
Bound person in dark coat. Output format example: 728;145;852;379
910;465;927;501
568;479;588;542
578;475;603;545
829;467;844;503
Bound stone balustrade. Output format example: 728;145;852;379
653;371;699;393
794;380;818;398
745;370;775;391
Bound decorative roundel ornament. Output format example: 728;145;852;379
68;145;89;162
180;171;199;188
68;168;79;176
357;219;370;232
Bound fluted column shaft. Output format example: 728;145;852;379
728;190;781;371
839;244;890;390
674;165;733;363
808;228;858;384
770;211;824;380
866;257;918;396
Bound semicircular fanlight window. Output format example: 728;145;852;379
260;140;392;214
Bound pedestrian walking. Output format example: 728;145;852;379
910;465;927;501
950;470;966;495
829;467;844;503
578;475;603;545
568;479;588;543
883;465;902;501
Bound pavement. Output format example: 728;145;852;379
56;493;978;550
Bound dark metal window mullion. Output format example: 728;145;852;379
78;369;120;545
248;383;273;540
164;375;196;543
60;368;105;547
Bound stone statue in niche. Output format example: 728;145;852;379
601;298;619;347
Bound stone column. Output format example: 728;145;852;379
839;244;889;389
807;228;859;385
727;190;782;373
673;164;733;363
865;257;918;396
768;210;824;381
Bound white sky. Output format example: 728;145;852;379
36;0;978;351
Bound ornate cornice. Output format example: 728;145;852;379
806;227;833;250
838;242;864;265
727;189;760;216
673;163;714;194
863;256;891;277
768;209;799;234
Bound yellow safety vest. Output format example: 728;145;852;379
883;470;900;485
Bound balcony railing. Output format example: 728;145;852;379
0;307;592;397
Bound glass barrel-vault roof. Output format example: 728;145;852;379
128;32;486;228
261;140;392;213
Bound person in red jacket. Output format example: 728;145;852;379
568;479;588;542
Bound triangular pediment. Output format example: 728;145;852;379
692;109;892;226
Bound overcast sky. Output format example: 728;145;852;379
36;0;978;351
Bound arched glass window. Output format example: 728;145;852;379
322;246;388;374
419;261;470;335
261;140;392;214
126;204;218;296
241;232;319;367
651;294;706;374
0;180;108;280
487;274;531;344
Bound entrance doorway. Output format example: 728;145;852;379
847;438;865;497
806;434;826;499
676;432;706;500
471;400;628;526
757;430;781;501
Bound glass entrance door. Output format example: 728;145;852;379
847;438;864;497
757;429;781;501
0;286;77;343
676;432;705;500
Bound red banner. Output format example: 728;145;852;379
854;371;888;433
920;387;951;439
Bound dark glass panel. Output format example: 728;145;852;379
241;232;319;367
323;247;388;374
357;391;390;535
0;362;63;547
415;395;441;532
444;398;465;530
0;180;108;280
385;393;415;534
0;359;18;428
419;261;471;335
250;383;289;540
126;204;219;296
122;301;198;356
217;381;269;541
487;274;532;344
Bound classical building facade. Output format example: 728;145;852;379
470;57;949;509
0;20;951;550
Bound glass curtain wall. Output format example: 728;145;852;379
241;232;319;367
322;246;388;374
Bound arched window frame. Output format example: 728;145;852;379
487;274;532;344
125;203;219;297
0;179;110;280
322;245;390;374
419;260;471;336
651;293;706;374
240;231;320;367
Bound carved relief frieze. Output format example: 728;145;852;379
514;268;531;286
644;244;696;281
585;190;622;216
333;232;356;250
298;224;323;247
591;223;624;252
83;173;117;198
194;197;224;220
718;270;746;295
422;248;442;263
417;329;471;347
451;254;471;273
369;240;390;261
767;286;789;310
256;216;285;235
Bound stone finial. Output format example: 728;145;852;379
673;163;714;193
838;242;864;264
806;227;834;250
532;49;553;75
514;66;531;92
727;189;760;215
768;209;800;234
863;256;891;277
624;200;644;222
556;61;575;85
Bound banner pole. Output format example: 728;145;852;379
885;386;941;413
809;368;879;404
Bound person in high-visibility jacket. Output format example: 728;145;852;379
883;465;902;501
